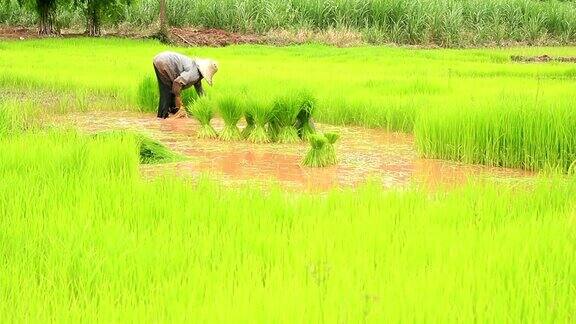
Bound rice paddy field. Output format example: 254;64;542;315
1;37;576;321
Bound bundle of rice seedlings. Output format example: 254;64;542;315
246;99;272;143
267;118;280;142
302;134;329;167
93;131;184;164
302;132;339;167
218;95;243;141
189;97;218;139
241;111;255;139
323;132;340;165
295;90;317;140
271;92;303;144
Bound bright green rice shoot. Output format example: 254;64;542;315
217;95;243;141
302;132;338;167
246;98;272;143
272;91;304;144
190;97;218;139
241;111;255;139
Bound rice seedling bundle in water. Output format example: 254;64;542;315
272;91;305;144
302;133;339;167
241;111;255;139
295;90;317;140
190;97;218;139
93;131;183;164
246;99;272;143
323;132;339;164
218;95;243;141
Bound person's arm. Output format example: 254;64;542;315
194;82;204;97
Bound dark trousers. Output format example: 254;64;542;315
153;65;178;118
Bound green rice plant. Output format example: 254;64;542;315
0;121;575;321
295;90;317;140
323;132;340;164
267;118;281;142
217;95;243;141
189;97;218;139
136;75;158;113
414;95;576;172
241;111;255;139
246;98;272;143
0;99;40;136
138;135;183;164
302;134;329;167
93;131;184;164
271;90;305;144
302;132;339;167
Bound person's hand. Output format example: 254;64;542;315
171;108;188;119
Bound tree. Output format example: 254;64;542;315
17;0;60;35
74;0;129;36
155;0;170;43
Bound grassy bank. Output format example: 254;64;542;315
0;101;574;321
4;0;576;46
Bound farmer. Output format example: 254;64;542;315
153;51;219;119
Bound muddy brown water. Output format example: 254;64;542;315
52;111;533;191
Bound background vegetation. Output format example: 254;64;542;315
3;0;576;46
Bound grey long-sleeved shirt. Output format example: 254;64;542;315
153;51;204;95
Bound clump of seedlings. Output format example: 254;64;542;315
302;132;339;167
241;111;255;139
217;95;243;141
93;131;183;164
246;99;272;143
295;90;317;140
323;132;340;164
272;92;304;144
189;97;218;139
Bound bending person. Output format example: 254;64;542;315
153;51;218;118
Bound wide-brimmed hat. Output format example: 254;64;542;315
196;58;219;86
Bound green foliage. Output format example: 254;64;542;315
136;75;158;113
302;132;338;167
93;131;183;164
1;127;575;321
414;96;576;172
217;95;243;141
245;97;272;143
241;111;254;139
272;90;306;144
6;39;576;171
0;100;40;136
6;0;576;46
189;97;218;139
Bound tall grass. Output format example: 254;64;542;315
0;108;575;320
5;0;576;46
415;96;576;171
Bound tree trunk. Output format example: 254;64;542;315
37;2;58;36
156;0;170;42
159;0;167;32
86;7;101;36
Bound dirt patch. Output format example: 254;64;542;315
51;111;534;191
0;26;265;46
170;28;263;47
0;27;38;40
511;54;576;63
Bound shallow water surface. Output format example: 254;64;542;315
54;111;534;190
